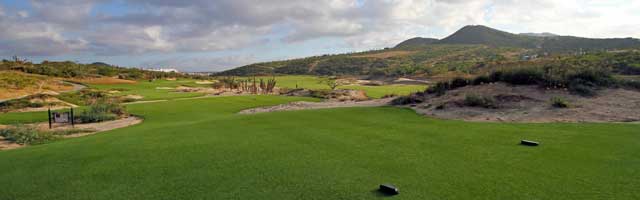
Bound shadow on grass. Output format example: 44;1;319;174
370;189;397;198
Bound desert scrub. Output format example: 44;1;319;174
76;99;126;123
464;94;498;108
550;97;570;108
0;125;56;145
390;92;424;105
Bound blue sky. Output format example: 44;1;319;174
1;0;638;72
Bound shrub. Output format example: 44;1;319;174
489;71;503;82
76;100;125;123
425;77;472;96
390;93;424;105
619;79;640;90
472;75;492;85
426;81;450;96
0;125;56;145
550;97;570;108
308;89;332;99
568;82;597;96
450;77;471;88
464;94;498;108
499;67;544;85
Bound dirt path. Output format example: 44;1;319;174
62;81;87;93
0;117;143;150
238;98;393;114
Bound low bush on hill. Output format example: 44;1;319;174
425;63;617;96
76;100;126;123
464;94;498;108
497;67;544;85
550;97;570;108
390;92;424;105
619;79;640;90
426;77;473;96
471;75;492;85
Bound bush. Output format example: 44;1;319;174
450;77;471;88
76;100;125;123
569;82;597;96
619;79;640;90
464;94;498;108
498;67;544;85
308;89;332;99
472;75;492;85
0;125;56;145
426;81;450;96
550;97;570;108
390;93;424;105
425;77;472;96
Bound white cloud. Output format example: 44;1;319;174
0;0;638;58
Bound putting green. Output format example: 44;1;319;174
0;96;638;199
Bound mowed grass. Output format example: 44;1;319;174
265;75;427;98
1;96;639;199
88;79;206;101
0;111;49;124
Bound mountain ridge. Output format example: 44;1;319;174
220;25;640;76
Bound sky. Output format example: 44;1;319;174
0;0;638;72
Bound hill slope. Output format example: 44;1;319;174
438;25;539;48
220;25;640;76
395;37;439;48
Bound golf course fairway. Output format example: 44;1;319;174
0;96;638;199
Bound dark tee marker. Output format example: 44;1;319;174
521;140;540;146
379;184;399;195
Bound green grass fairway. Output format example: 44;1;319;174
266;75;427;98
88;79;206;101
0;111;49;124
1;96;639;199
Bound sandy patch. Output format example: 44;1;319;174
238;98;393;114
195;81;215;84
156;87;174;90
123;94;144;100
411;83;640;123
393;78;430;85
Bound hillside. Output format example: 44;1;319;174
219;45;517;77
435;25;640;52
438;25;539;48
0;71;74;101
394;37;439;48
220;25;640;77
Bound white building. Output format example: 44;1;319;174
147;68;180;73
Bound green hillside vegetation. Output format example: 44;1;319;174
1;58;186;80
220;25;640;77
219;44;517;76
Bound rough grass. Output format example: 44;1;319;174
0;96;638;199
0;71;72;100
